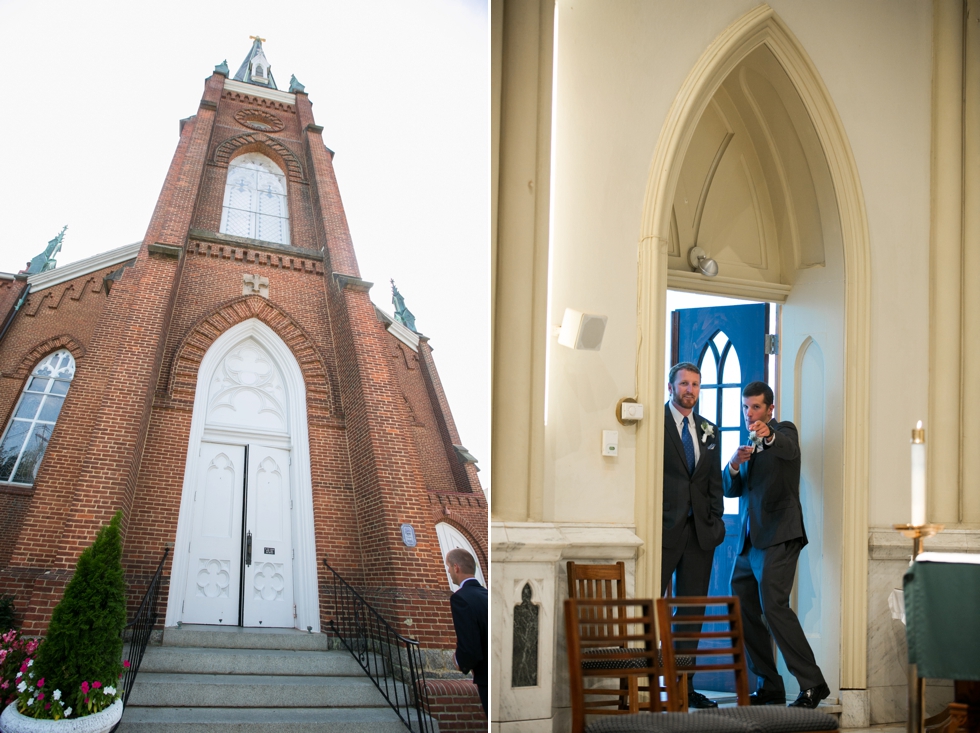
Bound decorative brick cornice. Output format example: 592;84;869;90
188;229;324;262
7;335;86;379
168;295;332;414
213;132;305;182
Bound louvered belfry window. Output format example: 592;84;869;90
0;349;75;485
220;153;290;245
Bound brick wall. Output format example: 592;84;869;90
424;679;487;732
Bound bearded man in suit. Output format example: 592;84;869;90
662;362;726;709
724;381;829;709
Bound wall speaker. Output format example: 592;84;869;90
558;308;608;351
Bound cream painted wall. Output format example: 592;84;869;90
544;0;932;527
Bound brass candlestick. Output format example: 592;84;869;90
893;523;944;560
893;523;944;733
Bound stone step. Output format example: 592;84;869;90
128;672;397;708
138;646;364;676
162;625;330;652
117;706;412;733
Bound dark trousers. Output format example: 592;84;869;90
731;538;825;692
661;516;714;688
476;681;487;715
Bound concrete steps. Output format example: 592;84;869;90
117;625;422;733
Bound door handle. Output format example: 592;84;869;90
246;531;252;566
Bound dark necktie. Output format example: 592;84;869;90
681;418;696;474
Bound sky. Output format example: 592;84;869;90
0;0;490;487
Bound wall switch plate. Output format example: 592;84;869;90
602;430;618;456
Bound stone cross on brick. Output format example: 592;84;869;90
242;273;269;298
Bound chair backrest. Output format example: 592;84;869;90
565;597;666;733
567;561;627;601
656;595;752;708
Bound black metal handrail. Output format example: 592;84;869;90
324;560;434;733
117;548;169;711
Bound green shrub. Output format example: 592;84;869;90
0;594;15;632
26;511;126;717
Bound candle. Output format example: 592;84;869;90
911;421;926;526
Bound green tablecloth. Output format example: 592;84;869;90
904;554;980;680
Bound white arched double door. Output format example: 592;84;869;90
183;442;293;627
166;319;320;631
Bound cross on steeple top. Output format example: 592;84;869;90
249;35;266;43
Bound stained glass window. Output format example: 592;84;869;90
697;331;742;514
0;349;75;485
220;153;290;245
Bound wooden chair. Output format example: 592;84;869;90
567;561;628;601
565;597;666;733
656;596;839;733
567;562;690;708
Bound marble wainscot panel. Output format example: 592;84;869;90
491;522;641;733
866;529;980;724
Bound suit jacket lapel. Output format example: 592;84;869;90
664;405;689;469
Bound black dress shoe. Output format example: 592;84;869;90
688;690;718;709
789;683;831;709
748;688;786;705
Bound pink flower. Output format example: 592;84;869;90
45;703;51;710
80;681;89;694
92;681;102;690
37;678;44;687
37;692;44;701
123;660;131;668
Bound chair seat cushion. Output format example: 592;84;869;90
585;711;756;733
581;647;655;670
581;648;696;670
583;707;839;733
710;706;839;732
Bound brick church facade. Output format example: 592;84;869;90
0;39;487;670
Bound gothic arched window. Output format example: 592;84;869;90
435;522;487;591
0;349;76;485
220;153;291;245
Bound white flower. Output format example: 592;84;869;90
105;685;116;696
700;421;715;443
17;681;26;692
64;707;72;717
53;689;62;701
26;697;33;706
27;659;33;667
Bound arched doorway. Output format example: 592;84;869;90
165;318;320;631
635;4;870;695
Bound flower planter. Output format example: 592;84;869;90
0;699;122;733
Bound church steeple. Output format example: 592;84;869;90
233;36;277;90
391;280;417;332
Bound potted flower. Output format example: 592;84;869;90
0;512;127;732
1;629;39;711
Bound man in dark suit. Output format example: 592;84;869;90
723;381;828;709
662;362;726;708
446;548;488;715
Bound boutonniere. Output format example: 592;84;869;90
700;421;714;444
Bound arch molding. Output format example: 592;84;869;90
634;3;870;688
